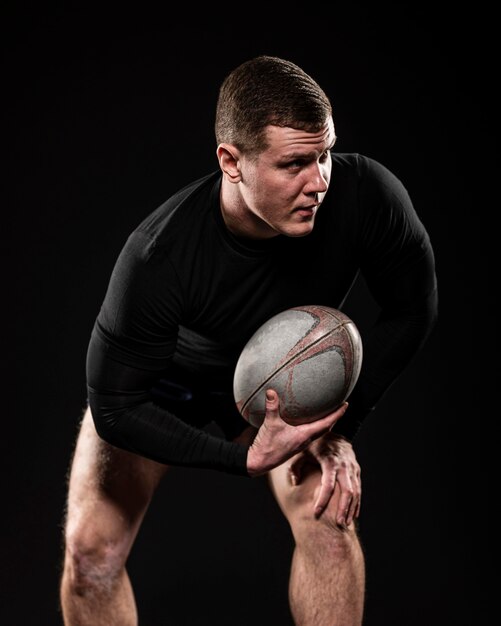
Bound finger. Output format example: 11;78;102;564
354;497;361;519
342;479;357;526
301;402;348;437
264;389;280;417
331;401;349;421
288;455;305;486
345;469;362;524
346;493;358;526
353;474;362;520
335;491;352;528
314;469;337;518
335;471;357;527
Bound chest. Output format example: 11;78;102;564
182;231;360;346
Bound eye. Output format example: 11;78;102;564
286;159;305;169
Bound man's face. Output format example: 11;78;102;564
239;118;335;238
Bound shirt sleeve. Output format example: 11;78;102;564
333;156;439;440
86;230;249;475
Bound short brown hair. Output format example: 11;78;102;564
215;55;332;156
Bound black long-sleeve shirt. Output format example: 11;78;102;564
86;153;438;475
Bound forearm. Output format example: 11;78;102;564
87;389;249;474
86;326;249;475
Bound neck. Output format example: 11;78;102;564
219;176;278;241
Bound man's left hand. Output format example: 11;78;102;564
288;433;361;527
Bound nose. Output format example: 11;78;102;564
303;162;329;198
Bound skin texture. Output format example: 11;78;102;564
246;391;349;478
268;439;365;626
266;389;365;625
61;119;365;625
217;119;336;240
60;409;169;625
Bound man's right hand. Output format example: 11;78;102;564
246;389;348;477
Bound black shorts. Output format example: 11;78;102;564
150;372;249;442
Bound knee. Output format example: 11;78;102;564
63;521;130;596
271;465;359;558
290;503;360;565
295;513;359;562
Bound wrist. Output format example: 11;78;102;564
246;445;261;477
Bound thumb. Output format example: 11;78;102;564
265;389;280;417
288;454;306;486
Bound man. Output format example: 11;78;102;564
60;55;438;625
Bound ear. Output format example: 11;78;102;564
216;143;242;183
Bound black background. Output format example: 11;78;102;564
3;6;492;626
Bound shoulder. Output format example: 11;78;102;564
113;170;221;269
327;153;416;231
134;170;221;246
330;152;431;250
331;152;408;195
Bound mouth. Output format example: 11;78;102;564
292;204;318;217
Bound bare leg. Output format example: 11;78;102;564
269;455;365;626
60;407;169;626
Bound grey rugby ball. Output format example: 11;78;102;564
233;305;363;427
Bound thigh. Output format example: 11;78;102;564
63;406;169;548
